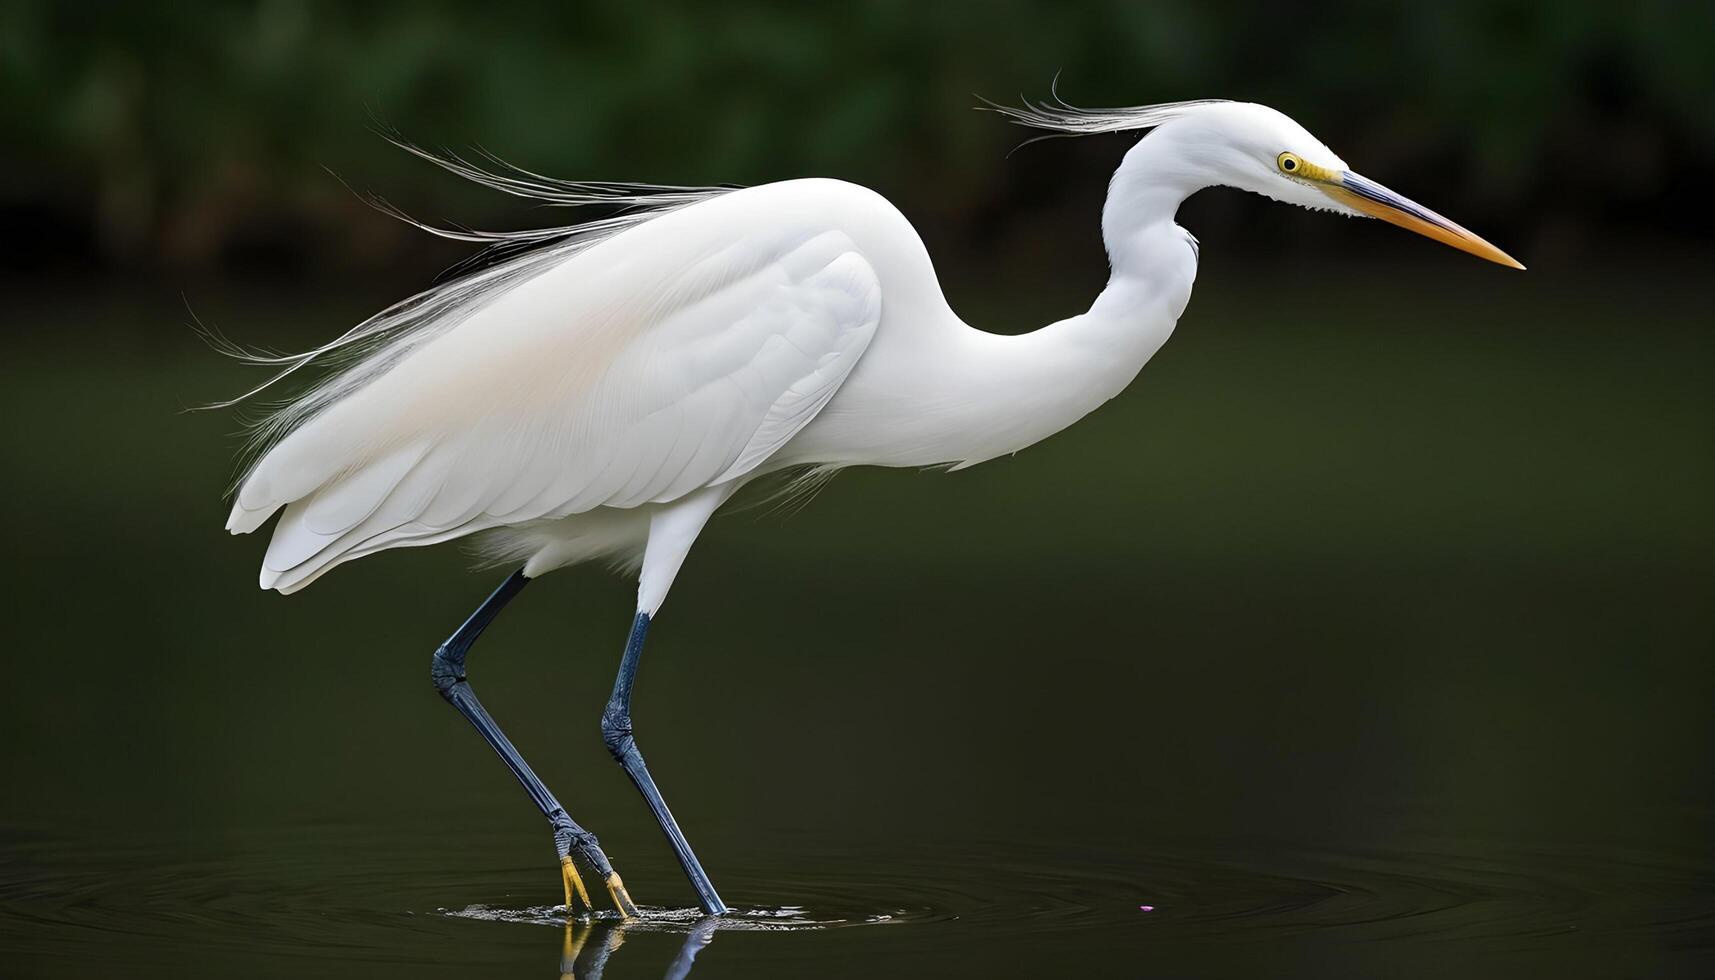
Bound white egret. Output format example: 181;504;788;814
217;98;1521;918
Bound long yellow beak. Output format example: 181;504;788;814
1321;172;1524;270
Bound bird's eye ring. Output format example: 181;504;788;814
1277;152;1302;174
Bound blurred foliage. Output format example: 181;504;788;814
2;0;1712;269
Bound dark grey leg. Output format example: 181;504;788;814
601;613;729;914
432;569;638;917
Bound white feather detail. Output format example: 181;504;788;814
207;138;736;495
234;204;882;593
982;87;1231;137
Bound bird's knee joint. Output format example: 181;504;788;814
430;644;466;699
600;711;636;760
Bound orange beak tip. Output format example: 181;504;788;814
1326;174;1524;272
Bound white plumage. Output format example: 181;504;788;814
215;97;1523;919
223;100;1519;611
229;190;884;596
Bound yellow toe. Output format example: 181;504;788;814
605;871;639;919
560;855;593;915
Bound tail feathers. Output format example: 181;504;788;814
225;406;382;536
226;499;278;535
248;435;523;593
247;478;653;594
258;441;430;574
259;519;483;593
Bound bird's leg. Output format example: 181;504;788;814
601;612;728;915
432;568;635;918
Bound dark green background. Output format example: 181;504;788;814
1;2;1711;977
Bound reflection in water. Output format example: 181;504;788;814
557;916;718;980
559;919;624;979
662;918;718;980
0;823;1711;976
451;893;896;978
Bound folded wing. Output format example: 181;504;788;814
229;221;881;593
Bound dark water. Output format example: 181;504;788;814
3;822;1712;977
3;821;1712;978
2;266;1712;976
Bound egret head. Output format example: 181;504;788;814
995;98;1524;269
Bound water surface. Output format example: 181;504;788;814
4;820;1709;978
1;270;1710;976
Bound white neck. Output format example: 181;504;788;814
963;131;1202;460
788;129;1206;472
1093;126;1213;328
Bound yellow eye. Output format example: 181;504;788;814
1277;152;1303;175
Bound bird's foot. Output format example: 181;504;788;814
605;871;640;918
560;855;595;917
560;859;637;920
553;811;636;919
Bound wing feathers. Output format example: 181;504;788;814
262;440;430;572
236;214;881;592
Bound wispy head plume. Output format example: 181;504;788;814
981;82;1229;149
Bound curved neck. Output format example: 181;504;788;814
1045;129;1204;363
926;132;1202;468
1101;128;1209;274
808;132;1207;472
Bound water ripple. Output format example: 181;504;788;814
0;823;1709;973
